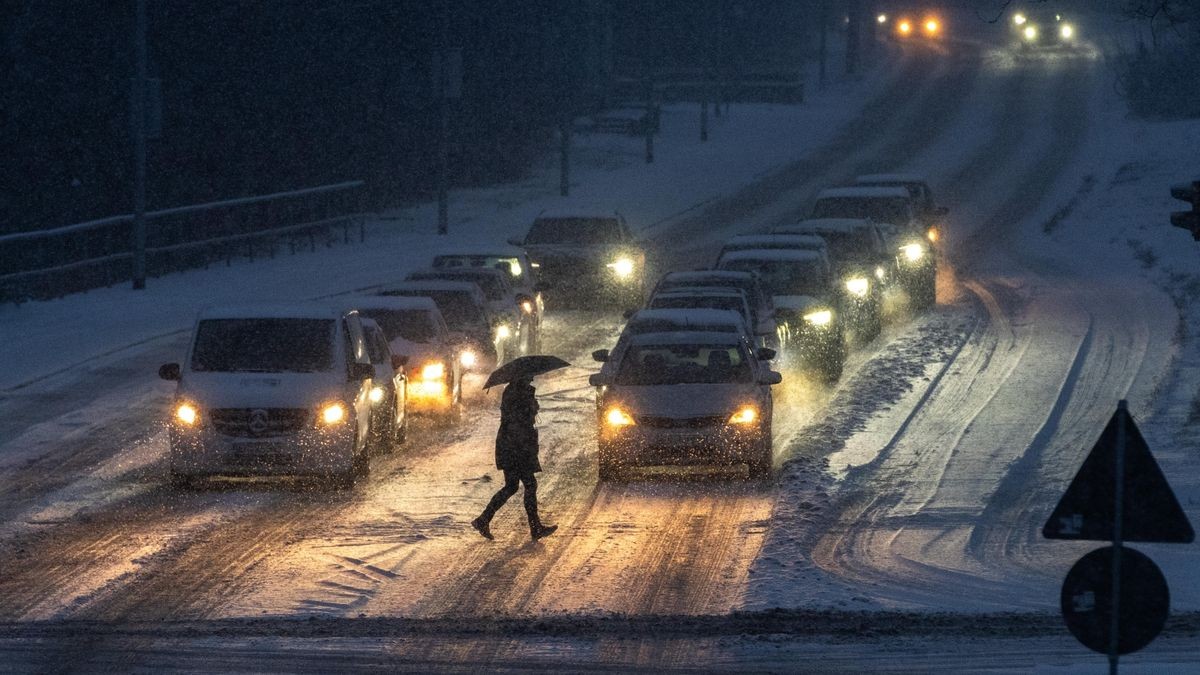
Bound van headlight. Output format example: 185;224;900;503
728;406;759;425
320;403;347;425
803;310;833;326
420;362;446;381
495;323;512;340
608;257;636;278
900;243;926;263
845;277;870;297
175;402;199;426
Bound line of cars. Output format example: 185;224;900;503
158;246;548;488
586;174;947;480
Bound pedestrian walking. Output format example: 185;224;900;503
472;375;557;541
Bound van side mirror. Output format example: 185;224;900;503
592;349;609;363
507;237;524;247
159;362;181;381
350;362;374;381
759;371;783;386
756;348;776;361
391;354;408;371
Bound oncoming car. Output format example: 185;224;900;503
158;304;378;488
1011;9;1078;48
511;212;645;307
589;331;782;480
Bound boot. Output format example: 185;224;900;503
471;516;494;540
530;523;558;541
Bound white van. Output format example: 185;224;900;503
158;304;377;487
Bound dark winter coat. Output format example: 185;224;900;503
495;380;541;473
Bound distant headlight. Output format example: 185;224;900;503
510;261;523;277
605;407;636;427
897;20;912;36
320;403;347;425
900;243;926;262
176;403;199;426
521;300;534;314
460;350;477;368
875;265;887;280
1060;24;1074;39
877;14;887;24
926;226;940;243
420;362;446;381
608;257;636;278
728;406;759;425
495;324;512;340
923;19;939;36
369;386;385;403
845;277;870;297
1023;25;1038;41
1013;13;1026;26
803;310;833;326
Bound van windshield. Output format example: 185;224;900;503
191;319;334;373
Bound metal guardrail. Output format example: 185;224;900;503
1;181;366;305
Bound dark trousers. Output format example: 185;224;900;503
480;471;539;527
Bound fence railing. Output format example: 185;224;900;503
1;181;366;305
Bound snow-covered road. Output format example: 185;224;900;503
1;18;1197;673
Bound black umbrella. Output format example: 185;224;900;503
483;355;570;389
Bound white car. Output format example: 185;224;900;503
349;295;465;419
431;246;545;349
589;331;781;480
158;304;378;487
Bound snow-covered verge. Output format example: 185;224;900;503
0;56;895;393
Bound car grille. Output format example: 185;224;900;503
635;415;726;429
210;408;309;437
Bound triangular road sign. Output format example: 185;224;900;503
1044;403;1194;543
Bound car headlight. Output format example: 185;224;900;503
1013;13;1026;26
369;386;385;403
320;403;347;425
510;261;523;277
495;324;512;340
897;20;912;35
845;277;870;297
900;243;926;262
927;226;940;243
1060;24;1074;39
460;350;477;368
728;406;759;425
420;362;446;381
875;265;887;280
608;256;636;278
923;19;939;36
175;402;199;426
877;14;887;24
521;300;534;314
803;310;833;326
1023;25;1038;41
605;407;636;427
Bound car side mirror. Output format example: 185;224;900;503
159;362;181;381
391;354;408;371
588;373;611;387
507;237;524;247
759;371;783;386
350;362;374;381
592;349;609;363
756;348;776;361
934;206;949;217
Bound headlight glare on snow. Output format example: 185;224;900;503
320;403;347;425
608;256;636;278
605;407;636;427
845;277;870;297
803;310;833;326
175;403;199;426
901;243;926;262
728;406;759;425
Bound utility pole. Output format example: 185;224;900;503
131;0;148;289
436;1;450;235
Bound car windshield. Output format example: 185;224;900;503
649;295;748;321
808;230;875;261
382;290;483;332
359;309;436;343
433;255;524;281
190;318;334;373
720;259;829;297
811;197;911;224
525;217;621;245
411;272;506;301
616;343;753;385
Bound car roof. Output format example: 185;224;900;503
660;270;755;283
628;331;746;347
342;295;440;313
816;186;912;199
775;219;876;234
628;308;746;327
718;248;826;263
377;280;485;298
723;234;826;247
409;267;507;281
855;173;927;185
198;303;347;321
433;245;528;258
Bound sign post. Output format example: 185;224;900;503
1043;400;1194;673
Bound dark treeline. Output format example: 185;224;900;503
3;1;811;236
